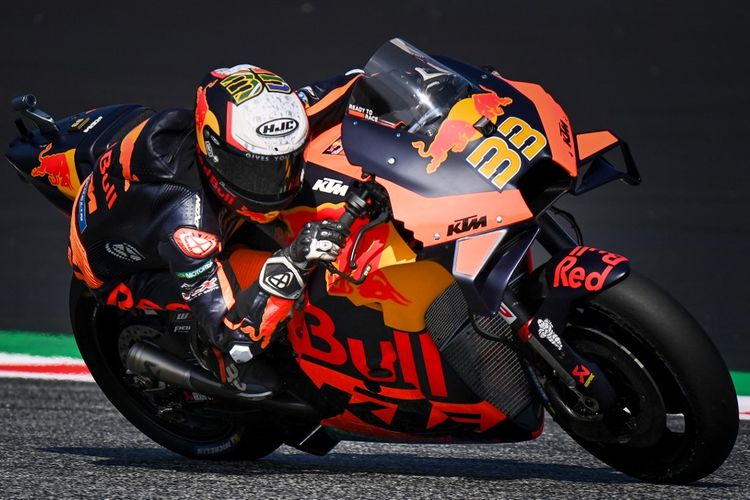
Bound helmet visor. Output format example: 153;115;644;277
204;130;305;202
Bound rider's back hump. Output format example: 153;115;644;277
6;103;154;216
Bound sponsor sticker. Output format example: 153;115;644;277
193;194;202;228
176;260;214;279
446;215;487;236
312;177;349;196
77;178;90;233
181;277;219;301
256;118;299;137
537;318;562;351
83;115;103;133
323;137;344;155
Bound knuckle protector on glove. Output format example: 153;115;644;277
258;253;306;299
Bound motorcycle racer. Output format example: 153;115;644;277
67;65;362;396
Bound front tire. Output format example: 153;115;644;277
69;278;282;460
550;272;738;483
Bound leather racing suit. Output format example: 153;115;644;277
67;72;361;375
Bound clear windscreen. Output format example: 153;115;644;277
348;39;476;138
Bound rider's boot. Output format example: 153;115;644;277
189;329;278;398
211;347;280;397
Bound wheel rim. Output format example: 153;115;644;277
560;304;700;459
94;305;241;444
563;325;667;447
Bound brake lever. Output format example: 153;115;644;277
348;209;390;270
323;261;371;285
324;178;390;283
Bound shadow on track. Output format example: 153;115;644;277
41;446;735;487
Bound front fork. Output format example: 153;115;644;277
502;212;630;414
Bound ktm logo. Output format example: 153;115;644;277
559;119;572;147
446;215;487;236
312;177;349;196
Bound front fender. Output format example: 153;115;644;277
533;245;630;339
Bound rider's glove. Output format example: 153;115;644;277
287;219;348;265
259;219;348;300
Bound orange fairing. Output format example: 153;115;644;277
576;130;619;162
307;125;533;247
304;124;361;178
378;178;531;246
500;77;577;178
305;74;362;117
453;230;507;278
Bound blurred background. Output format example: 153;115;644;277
1;1;747;370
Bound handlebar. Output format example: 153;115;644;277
337;189;370;232
324;179;390;285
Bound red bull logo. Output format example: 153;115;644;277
412;90;513;174
31;144;80;200
357;269;412;306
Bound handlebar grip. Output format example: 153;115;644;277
338;190;369;232
338;209;357;232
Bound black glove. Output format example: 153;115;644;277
258;219;348;300
285;219;348;266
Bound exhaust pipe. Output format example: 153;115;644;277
125;341;319;417
126;341;269;401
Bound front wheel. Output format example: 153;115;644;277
548;272;738;484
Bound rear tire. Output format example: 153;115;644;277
70;278;282;460
550;272;738;483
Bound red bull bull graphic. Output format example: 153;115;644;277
329;269;412;306
412;90;513;174
31;144;80;200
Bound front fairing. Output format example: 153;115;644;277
341;39;576;250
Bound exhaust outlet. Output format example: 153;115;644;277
126;341;267;401
126;341;320;416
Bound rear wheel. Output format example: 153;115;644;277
70;278;282;460
546;272;738;483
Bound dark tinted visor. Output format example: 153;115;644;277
204;130;305;201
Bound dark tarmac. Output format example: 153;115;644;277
0;378;747;499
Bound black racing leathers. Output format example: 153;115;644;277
68;72;360;359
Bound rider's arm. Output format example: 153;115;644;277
155;194;295;362
296;70;363;137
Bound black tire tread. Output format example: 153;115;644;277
564;271;738;483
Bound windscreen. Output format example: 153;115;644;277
347;39;476;138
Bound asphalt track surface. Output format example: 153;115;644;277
0;378;745;499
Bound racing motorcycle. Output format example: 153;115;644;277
5;38;738;484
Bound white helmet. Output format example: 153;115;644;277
196;64;309;220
